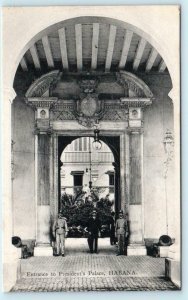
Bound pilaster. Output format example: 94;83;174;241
124;102;152;256
25;97;57;256
3;87;21;291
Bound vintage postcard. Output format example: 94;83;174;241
2;5;180;292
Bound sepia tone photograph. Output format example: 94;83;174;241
2;5;180;292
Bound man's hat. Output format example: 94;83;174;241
119;210;123;214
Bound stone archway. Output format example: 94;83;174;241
2;8;180;291
58;135;119;212
23;70;154;256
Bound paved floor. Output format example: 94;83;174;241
11;238;179;292
66;237;117;255
20;255;166;278
12;277;178;292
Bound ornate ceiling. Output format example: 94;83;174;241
17;17;168;75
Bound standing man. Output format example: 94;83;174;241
53;213;68;257
115;210;128;256
109;211;116;245
87;210;101;254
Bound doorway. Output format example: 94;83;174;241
57;135;120;246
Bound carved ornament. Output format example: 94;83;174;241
25;70;60;98
51;101;76;121
117;71;154;99
76;79;105;127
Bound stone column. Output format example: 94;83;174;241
34;133;53;255
25;97;57;256
165;88;181;286
120;133;126;212
3;88;22;291
126;107;146;255
112;162;120;213
53;134;59;217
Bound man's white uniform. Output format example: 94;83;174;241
115;210;128;255
53;214;68;256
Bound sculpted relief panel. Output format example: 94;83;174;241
51;100;128;125
25;71;154;128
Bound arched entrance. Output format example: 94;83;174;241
59;137;116;209
58;137;117;245
21;69;154;256
3;9;180;291
59;136;120;206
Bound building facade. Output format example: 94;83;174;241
60;137;115;200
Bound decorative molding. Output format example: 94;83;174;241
120;98;152;107
26;96;58;133
51;100;76;121
103;105;128;121
51;100;128;123
115;73;129;96
24;71;154;127
128;107;143;128
25;97;58;110
118;71;154;98
33;124;54;135
52;110;76;121
71;171;84;176
126;127;144;134
25;70;60;98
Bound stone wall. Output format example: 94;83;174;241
141;73;174;239
12;72;174;241
12;97;36;239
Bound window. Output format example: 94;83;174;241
74;175;83;186
71;171;84;187
109;173;114;186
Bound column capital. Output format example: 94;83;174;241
25;97;58;111
126;107;144;128
33;125;54;136
127;127;144;135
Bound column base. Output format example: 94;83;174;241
168;243;180;260
165;258;181;288
158;246;170;257
34;244;53;256
127;244;147;256
3;246;22;292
